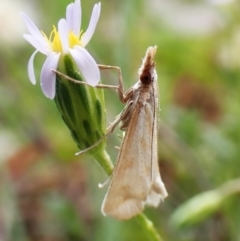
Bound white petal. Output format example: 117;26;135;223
66;3;74;31
81;3;101;47
40;53;60;99
66;0;81;35
70;46;100;86
24;34;51;55
27;50;38;85
58;19;69;53
21;12;48;49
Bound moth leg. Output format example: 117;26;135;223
53;66;134;103
75;100;133;155
98;176;111;188
98;65;124;102
106;100;133;133
52;69;119;90
77;98;134;155
98;64;136;104
75;133;109;155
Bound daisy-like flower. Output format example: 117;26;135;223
21;0;101;99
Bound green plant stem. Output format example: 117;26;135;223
136;213;164;241
94;149;114;175
95;150;164;241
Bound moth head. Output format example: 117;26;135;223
138;46;157;85
140;70;152;85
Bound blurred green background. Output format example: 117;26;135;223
1;0;240;240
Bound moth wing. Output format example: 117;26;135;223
101;103;154;220
145;85;168;207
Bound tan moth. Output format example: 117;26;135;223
100;46;168;220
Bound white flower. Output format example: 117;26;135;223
21;0;101;99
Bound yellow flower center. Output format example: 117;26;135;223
68;31;82;48
43;25;83;52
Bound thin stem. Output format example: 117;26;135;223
94;149;114;176
136;213;164;241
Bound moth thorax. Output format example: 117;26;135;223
140;70;152;85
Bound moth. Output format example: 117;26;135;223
100;46;168;220
54;46;168;220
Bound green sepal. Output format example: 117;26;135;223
54;54;106;155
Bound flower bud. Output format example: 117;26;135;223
54;54;106;156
